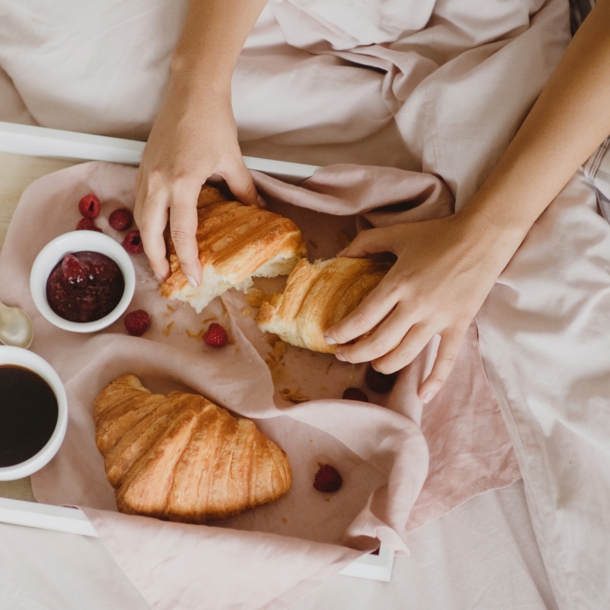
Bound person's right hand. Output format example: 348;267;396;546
134;78;261;286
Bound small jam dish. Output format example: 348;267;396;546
0;346;68;481
30;231;136;333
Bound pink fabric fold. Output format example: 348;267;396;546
0;161;519;609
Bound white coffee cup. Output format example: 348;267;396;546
0;346;68;481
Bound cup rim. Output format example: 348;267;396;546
0;346;68;480
29;231;136;333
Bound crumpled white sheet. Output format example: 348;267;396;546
478;170;610;610
0;0;569;201
0;480;557;610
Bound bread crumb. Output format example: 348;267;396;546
279;388;310;404
266;340;288;369
186;329;205;341
246;288;266;308
203;317;216;324
265;333;280;346
281;517;288;524
162;321;174;337
269;362;289;385
337;230;351;249
166;304;175;313
325;361;334;375
324;497;331;503
241;307;252;318
272;340;287;358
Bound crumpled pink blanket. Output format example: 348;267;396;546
0;161;519;610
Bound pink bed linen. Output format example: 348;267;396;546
0;161;519;609
477;171;610;609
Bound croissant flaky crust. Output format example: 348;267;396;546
160;185;307;312
94;375;292;523
256;257;391;353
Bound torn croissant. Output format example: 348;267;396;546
256;257;391;353
94;374;292;522
160;185;307;312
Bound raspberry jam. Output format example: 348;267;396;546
0;365;58;467
46;251;124;323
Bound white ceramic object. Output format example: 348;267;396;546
0;346;68;480
30;231;136;333
0;299;33;348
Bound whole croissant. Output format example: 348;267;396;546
94;375;292;523
257;257;391;353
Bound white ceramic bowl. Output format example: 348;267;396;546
0;346;68;480
30;231;136;333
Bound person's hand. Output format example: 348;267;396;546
324;215;513;402
134;78;261;286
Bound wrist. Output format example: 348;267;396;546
170;52;233;96
452;199;529;270
167;63;232;111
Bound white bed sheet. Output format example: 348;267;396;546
0;482;556;610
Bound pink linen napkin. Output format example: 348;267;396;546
0;161;519;609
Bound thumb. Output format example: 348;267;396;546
338;227;398;258
223;159;261;207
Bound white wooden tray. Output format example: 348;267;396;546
0;121;320;180
0;497;393;581
0;121;394;582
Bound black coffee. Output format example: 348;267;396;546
0;365;59;467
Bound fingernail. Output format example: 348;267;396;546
257;195;266;207
335;352;347;362
421;391;434;404
186;275;199;288
324;334;337;345
336;249;347;258
155;273;165;284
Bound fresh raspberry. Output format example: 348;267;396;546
78;194;101;219
342;387;369;402
122;230;143;254
313;464;343;493
108;208;133;231
203;323;228;348
124;310;150;336
76;217;102;232
61;254;88;287
365;365;398;394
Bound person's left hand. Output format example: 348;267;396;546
324;215;512;402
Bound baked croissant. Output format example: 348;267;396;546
256;257;390;353
94;374;292;523
160;185;307;312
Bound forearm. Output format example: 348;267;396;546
458;0;610;252
171;0;268;93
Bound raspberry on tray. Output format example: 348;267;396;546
109;208;133;231
313;464;343;493
122;230;144;254
124;310;150;336
76;217;102;232
203;323;228;348
78;194;101;219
